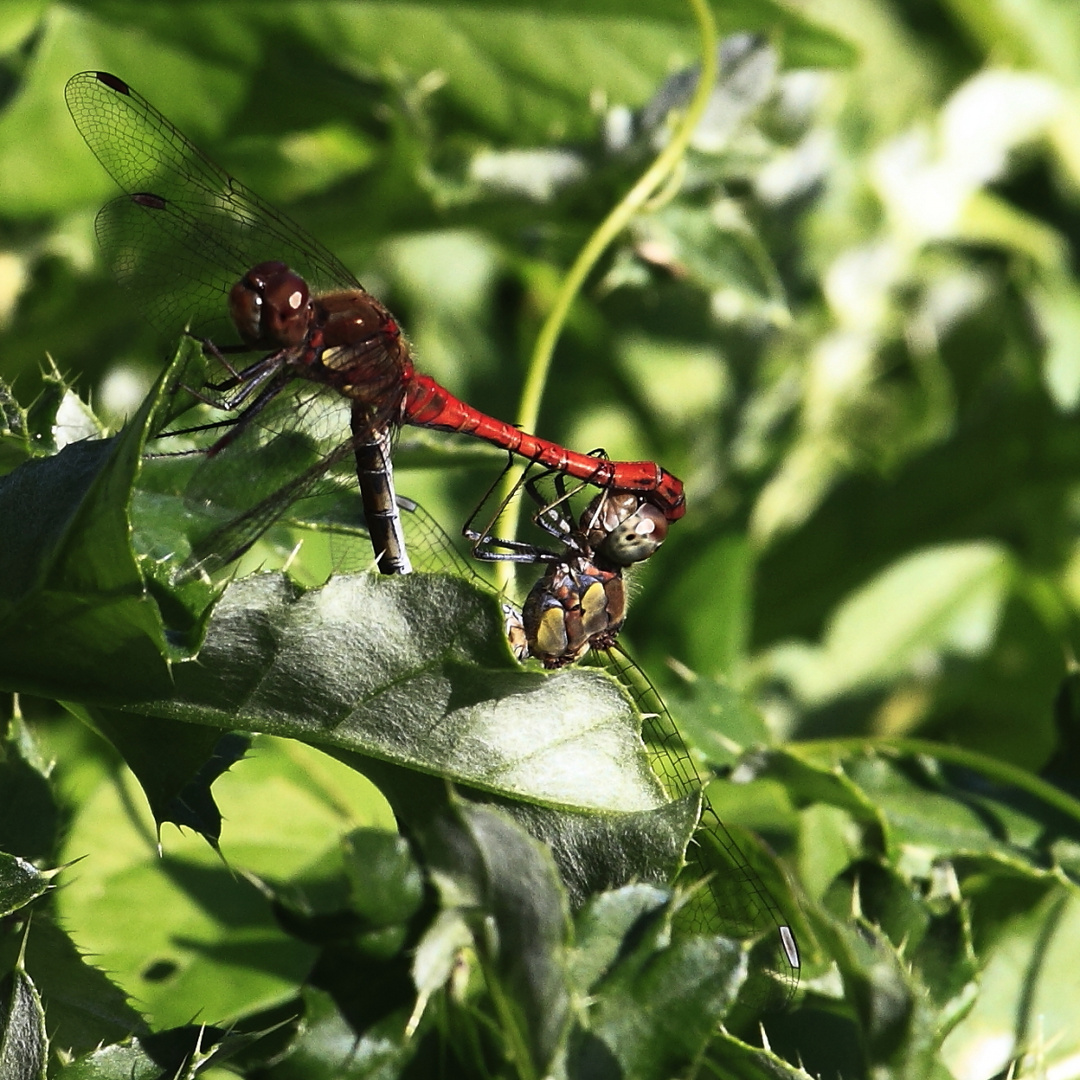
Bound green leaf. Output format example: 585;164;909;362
0;967;46;1080
56;1041;166;1080
55;1022;283;1080
0;917;146;1065
823;856;977;1021
341;830;425;927
53;736;394;1029
254;830;423;1038
111;568;700;952
0;360;178;703
417;798;571;1075
78;708;251;846
0;380;32;475
941;863;1080;1077
674;677;773;769
0;855;51;919
701;1031;816;1078
569;887;744;1079
0;718;61;866
811;911;922;1069
764;543;1013;705
845;752;1052;864
1;364;106;474
568;883;671;992
244;987;413;1080
130;572;672;816
384;751;696;919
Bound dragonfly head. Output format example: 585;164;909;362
584;492;668;567
230;260;313;349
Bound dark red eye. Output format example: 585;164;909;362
228;262;311;348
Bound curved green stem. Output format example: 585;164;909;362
795;736;1080;826
494;0;719;593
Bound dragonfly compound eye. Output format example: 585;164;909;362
589;496;668;567
229;260;311;348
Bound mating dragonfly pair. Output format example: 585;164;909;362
66;70;799;1007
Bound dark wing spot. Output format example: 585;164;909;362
131;192;168;210
95;71;131;95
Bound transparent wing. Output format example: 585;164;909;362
144;374;365;578
185;436;361;580
419;464;803;1008
459;460;802;1008
602;649;800;1013
65;70;361;340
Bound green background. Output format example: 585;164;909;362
2;0;1080;1076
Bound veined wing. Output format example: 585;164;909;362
602;649;801;1013
66;71;361;341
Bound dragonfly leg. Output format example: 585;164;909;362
203;371;293;457
208;353;290;405
184;330;251;381
462;453;562;562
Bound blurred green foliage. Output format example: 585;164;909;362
2;0;1080;1077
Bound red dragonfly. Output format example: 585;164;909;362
65;71;685;576
461;467;801;1013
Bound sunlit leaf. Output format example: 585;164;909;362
0;968;46;1080
764;543;1012;705
0;918;146;1064
0;856;51;920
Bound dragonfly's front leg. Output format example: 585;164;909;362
183;329;251;381
203;371;294;457
179;337;290;414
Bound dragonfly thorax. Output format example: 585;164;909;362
311;290;411;415
522;558;626;668
229;261;312;349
